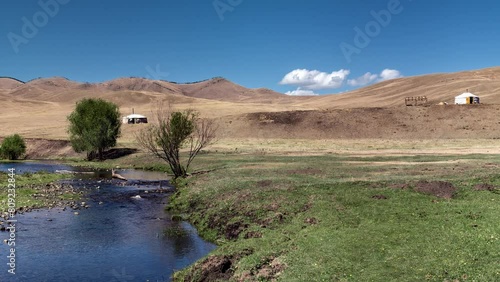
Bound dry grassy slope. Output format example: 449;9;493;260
8;76;292;103
0;76;308;139
0;77;24;90
2;67;500;141
223;104;500;139
178;77;307;103
97;77;183;94
299;67;500;109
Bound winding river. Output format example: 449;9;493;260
0;162;215;281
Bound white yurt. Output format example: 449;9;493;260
122;114;148;124
455;91;480;105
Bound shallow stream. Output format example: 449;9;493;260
0;162;215;281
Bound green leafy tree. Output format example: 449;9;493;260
136;105;216;178
0;134;27;160
67;98;121;160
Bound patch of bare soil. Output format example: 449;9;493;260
389;183;410;190
229;103;500;140
249;111;309;125
257;180;273;187
259;212;285;228
414;181;456;199
24;138;80;159
224;222;249;240
238;256;286;282
473;183;496;191
244;231;263;239
286;168;323;175
372;194;388;200
266;202;280;211
304;217;318;225
185;249;254;282
185;255;233;282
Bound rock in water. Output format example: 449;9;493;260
111;169;127;181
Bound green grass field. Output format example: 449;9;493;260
167;152;500;281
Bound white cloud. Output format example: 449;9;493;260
347;72;378;87
280;68;403;93
379;69;403;81
347;69;403;87
280;69;350;90
284;88;319;96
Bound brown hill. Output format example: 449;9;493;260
97;77;182;95
0;77;24;90
7;76;291;104
177;77;297;103
5;67;500;107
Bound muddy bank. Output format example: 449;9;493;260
23;138;79;159
0;138;137;160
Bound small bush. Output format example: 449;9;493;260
0;134;27;160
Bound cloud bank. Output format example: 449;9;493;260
280;69;351;90
281;68;403;95
284;88;319;96
348;69;403;87
379;69;403;81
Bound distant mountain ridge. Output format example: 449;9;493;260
1;75;293;103
2;66;500;107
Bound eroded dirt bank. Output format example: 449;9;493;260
221;104;500;139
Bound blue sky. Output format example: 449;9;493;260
1;0;499;95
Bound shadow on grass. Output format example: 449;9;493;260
102;148;138;160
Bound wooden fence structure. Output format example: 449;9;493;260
405;96;428;106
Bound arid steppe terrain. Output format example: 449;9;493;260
2;67;500;149
2;67;500;281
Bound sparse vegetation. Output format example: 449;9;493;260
136;104;216;178
67;98;121;161
0;134;26;160
0;172;71;213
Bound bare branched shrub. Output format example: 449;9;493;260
136;103;217;178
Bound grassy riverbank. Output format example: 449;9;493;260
0;172;78;214
168;152;500;281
